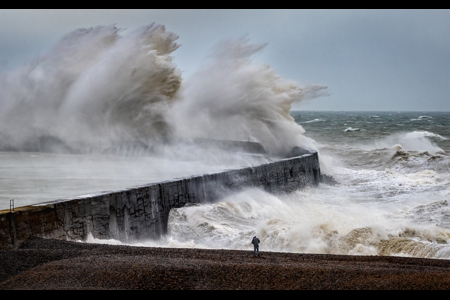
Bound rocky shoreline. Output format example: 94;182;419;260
2;237;450;290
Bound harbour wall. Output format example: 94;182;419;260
0;152;320;250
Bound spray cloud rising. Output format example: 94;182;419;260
0;23;326;159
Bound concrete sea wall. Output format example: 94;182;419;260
0;152;320;250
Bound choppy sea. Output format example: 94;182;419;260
155;111;450;259
12;110;445;260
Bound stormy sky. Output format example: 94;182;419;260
0;9;449;112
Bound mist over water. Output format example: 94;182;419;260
0;23;324;157
2;23;450;260
171;38;327;156
0;24;180;152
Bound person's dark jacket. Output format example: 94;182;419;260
252;237;260;246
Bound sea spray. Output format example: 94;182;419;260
0;24;325;160
0;24;182;153
172;37;327;156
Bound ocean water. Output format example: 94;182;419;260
1;23;450;259
118;111;450;259
87;111;450;260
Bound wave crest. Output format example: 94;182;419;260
0;23;182;152
0;25;327;158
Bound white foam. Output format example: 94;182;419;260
344;127;360;132
302;118;322;124
355;131;446;154
0;25;326;159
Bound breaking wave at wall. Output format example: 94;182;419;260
0;23;326;159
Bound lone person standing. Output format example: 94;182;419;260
251;236;260;257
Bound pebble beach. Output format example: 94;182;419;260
2;237;450;290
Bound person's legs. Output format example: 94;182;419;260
253;245;260;257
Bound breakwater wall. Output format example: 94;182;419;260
0;152;320;250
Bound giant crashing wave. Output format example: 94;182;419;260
0;23;327;159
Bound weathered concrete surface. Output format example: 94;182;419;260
0;152;320;250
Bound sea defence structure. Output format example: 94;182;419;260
0;147;321;250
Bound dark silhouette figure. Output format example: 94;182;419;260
252;236;260;257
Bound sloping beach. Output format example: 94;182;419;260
1;237;450;290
